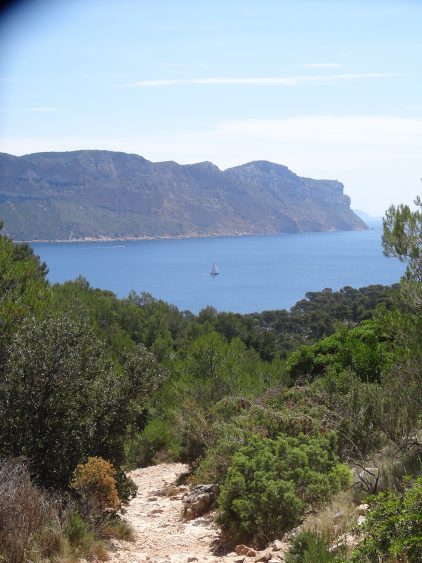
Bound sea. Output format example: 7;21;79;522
31;226;405;314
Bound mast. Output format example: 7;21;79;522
210;262;219;276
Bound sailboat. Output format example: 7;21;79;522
210;262;219;276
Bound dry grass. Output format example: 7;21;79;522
56;539;109;563
99;517;135;541
0;458;133;562
0;458;63;563
301;490;358;545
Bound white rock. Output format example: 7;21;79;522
357;515;366;526
271;540;282;551
357;503;370;514
254;551;272;562
330;532;357;551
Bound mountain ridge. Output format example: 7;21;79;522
0;150;367;241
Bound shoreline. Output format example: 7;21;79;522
23;232;282;244
16;227;369;244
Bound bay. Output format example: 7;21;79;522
32;228;405;314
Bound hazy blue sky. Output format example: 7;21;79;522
1;0;421;215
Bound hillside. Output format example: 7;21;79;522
0;150;367;241
1;221;421;562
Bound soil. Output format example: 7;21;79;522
108;463;225;563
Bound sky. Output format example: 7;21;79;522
0;0;421;216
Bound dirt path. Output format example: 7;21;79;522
108;463;225;563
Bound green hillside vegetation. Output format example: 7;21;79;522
0;195;421;561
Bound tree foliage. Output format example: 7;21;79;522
383;195;422;282
353;476;422;562
284;320;393;384
217;433;350;546
1;215;421;557
0;314;165;488
0;227;48;335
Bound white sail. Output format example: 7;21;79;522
210;262;219;276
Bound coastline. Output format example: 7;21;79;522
19;226;368;244
23;231;281;244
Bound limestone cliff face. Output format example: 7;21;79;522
0;151;366;241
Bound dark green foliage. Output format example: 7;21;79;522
285;531;343;562
176;332;274;406
0;229;49;335
52;281;197;360
191;389;327;486
115;471;138;502
353;476;422;562
0;315;113;486
49;274;397;364
197;285;397;360
290;285;396;327
284;320;393;384
152;332;281;465
0;314;165;488
1;217;420;554
125;418;178;467
63;512;92;546
217;433;350;546
383;195;422;282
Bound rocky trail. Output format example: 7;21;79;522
108;463;288;563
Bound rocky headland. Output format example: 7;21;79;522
0;150;367;241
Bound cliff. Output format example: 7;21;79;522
0;150;367;241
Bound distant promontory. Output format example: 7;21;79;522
0;150;367;241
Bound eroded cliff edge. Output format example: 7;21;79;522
0;151;367;241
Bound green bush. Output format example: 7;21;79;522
115;470;138;502
0;315;117;487
0;315;165;488
352;476;422;562
191;393;324;486
0;230;49;337
285;531;344;562
285;321;393;384
63;511;93;547
125;418;178;468
217;433;350;546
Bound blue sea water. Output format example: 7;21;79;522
32;228;405;314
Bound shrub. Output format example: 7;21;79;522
99;517;135;541
0;231;49;337
352;475;422;562
0;458;63;563
0;315;166;489
115;470;138;502
0;315;117;488
217;433;351;546
191;425;246;485
70;457;119;518
191;392;326;487
125;418;177;468
285;321;393;384
285;531;343;562
63;511;93;547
